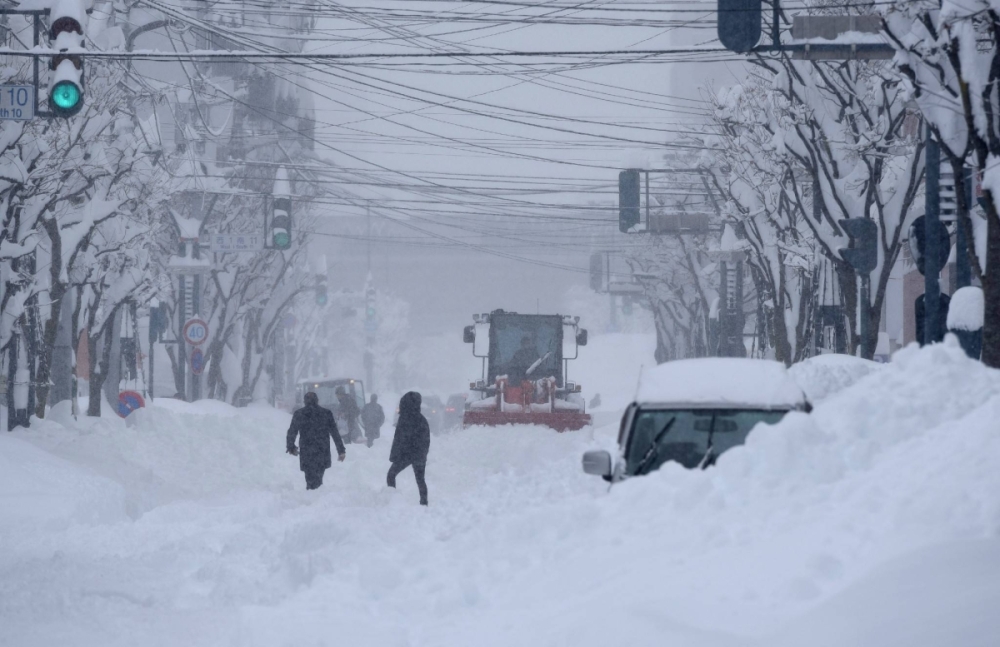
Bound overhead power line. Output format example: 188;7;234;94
0;45;733;62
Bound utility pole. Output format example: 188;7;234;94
366;200;372;276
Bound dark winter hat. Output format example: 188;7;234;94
304;392;319;406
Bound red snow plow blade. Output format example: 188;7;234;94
462;409;591;432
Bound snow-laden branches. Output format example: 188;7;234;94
881;0;1000;366
709;49;923;359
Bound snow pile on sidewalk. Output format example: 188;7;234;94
788;352;882;402
1;338;998;647
0;434;126;531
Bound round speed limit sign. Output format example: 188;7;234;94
183;318;209;346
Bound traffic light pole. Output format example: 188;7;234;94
859;276;871;358
925;128;942;346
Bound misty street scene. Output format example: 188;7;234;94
1;0;999;645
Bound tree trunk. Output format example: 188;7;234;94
835;262;861;356
33;284;68;418
87;311;118;417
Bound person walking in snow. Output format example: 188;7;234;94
387;391;430;506
287;391;346;490
336;386;363;443
361;394;386;448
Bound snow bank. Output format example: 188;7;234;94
12;397;298;517
0;434;126;532
788;353;882;403
2;338;999;646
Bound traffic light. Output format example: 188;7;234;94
315;281;328;307
589;253;604;292
619;169;641;233
717;0;762;53
272;196;291;249
838;218;878;274
48;0;85;118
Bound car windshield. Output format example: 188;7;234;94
624;408;787;474
489;315;561;383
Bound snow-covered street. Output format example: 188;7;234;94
3;339;999;647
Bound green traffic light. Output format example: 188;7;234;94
273;231;290;249
51;81;81;112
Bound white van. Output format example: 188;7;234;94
582;358;809;481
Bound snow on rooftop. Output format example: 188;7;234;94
635;357;807;408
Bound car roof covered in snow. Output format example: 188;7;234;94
635;358;807;410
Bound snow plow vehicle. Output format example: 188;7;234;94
462;310;591;431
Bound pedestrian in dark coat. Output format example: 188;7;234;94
361;394;386;448
336;386;363;443
287;392;346;490
387;391;430;505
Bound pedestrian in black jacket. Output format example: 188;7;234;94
361;394;386;448
287;392;346;490
388;391;430;505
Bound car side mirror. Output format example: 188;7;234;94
582;450;612;477
576;329;588;346
463;325;475;344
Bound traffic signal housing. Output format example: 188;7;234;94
717;0;762;53
838;218;878;274
271;166;292;250
49;0;85;118
619;169;641;233
589;253;604;292
315;278;328;307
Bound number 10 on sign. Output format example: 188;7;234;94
0;86;34;121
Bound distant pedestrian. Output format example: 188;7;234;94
336;386;363;443
361;394;386;448
287;391;346;490
387;391;430;506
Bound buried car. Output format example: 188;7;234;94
582;358;809;481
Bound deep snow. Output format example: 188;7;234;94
1;336;998;646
